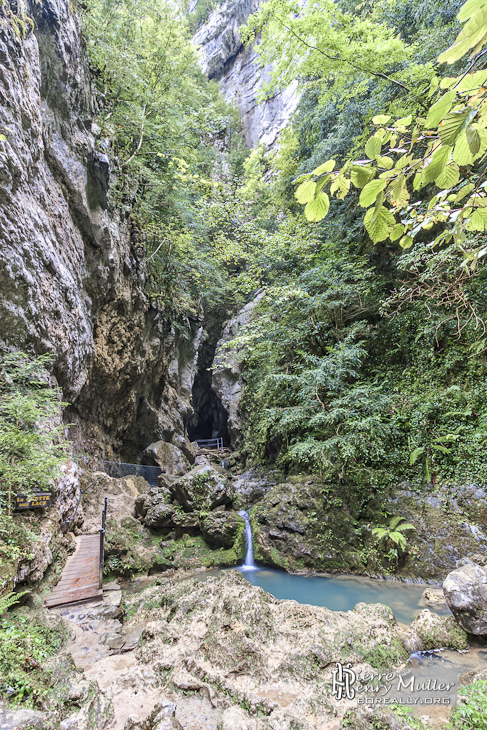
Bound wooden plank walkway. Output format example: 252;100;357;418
45;534;103;608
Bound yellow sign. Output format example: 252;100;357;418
15;493;51;510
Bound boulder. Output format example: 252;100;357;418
443;557;487;634
170;464;234;512
143;441;189;476
407;609;468;651
200;511;244;548
172;512;200;538
421;587;446;605
144;502;177;530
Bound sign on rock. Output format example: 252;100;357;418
15;492;51;510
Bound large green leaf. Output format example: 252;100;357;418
304;192;330;222
436;162;460;188
439;0;487;63
312;160;335;175
466;207;487;230
359;179;386;207
438;110;472;146
423;145;452;184
351;165;375;189
295;180;317;204
364;205;395;242
467;125;481;154
426;91;456;129
453;130;475;165
365;135;382;160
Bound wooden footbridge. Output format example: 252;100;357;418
45;499;107;608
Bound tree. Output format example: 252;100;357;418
293;0;487;272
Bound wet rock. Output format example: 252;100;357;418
443;559;487;634
170;464;234;512
200;511;244;547
421;588;446;605
407;609;468;651
143;441;189;476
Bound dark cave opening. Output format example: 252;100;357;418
187;367;230;445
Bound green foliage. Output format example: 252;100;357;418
0;591;26;615
0;611;66;707
81;0;243;318
372;516;415;551
291;0;487;306
0;352;70;516
242;0;432;104
451;680;487;729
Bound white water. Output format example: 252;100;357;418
238;510;257;571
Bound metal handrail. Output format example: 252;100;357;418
193;438;224;453
99;497;107;589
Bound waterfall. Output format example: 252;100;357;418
239;510;257;571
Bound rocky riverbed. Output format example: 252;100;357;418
0;569;476;730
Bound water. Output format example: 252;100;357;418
238;510;257;571
231;508;449;624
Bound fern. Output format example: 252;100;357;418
0;590;27;614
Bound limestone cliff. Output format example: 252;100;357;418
192;0;299;148
0;0;200;462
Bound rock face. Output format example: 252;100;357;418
192;0;299;148
251;477;364;573
443;556;487;634
0;0;201;461
212;291;264;447
200;511;244;547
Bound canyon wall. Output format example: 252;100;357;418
0;0;200;463
192;0;299;149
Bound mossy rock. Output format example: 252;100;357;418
409;609;468;650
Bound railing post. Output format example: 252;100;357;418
99;497;107;589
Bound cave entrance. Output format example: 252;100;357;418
187;367;230;446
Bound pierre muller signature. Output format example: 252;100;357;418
331;662;455;703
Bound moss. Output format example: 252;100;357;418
360;637;409;670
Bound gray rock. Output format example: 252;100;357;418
170;464;234;512
143;441;189;476
443;560;487;634
201;511;244;547
0;0;205;476
193;0;299;148
212;292;264;447
0;708;47;729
